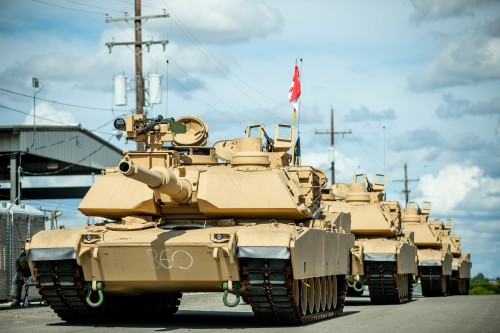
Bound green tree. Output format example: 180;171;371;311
469;273;500;295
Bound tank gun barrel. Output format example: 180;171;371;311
118;160;191;202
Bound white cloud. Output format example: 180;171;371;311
22;102;78;126
417;164;481;215
302;149;363;185
154;0;283;44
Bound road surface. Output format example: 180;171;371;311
1;293;498;333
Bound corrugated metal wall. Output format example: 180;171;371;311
0;126;122;170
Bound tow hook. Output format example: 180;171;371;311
222;280;241;307
84;281;105;308
348;275;364;292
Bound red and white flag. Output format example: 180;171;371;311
288;65;301;107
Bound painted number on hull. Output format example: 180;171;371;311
147;249;194;270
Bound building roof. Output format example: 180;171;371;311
0;125;123;199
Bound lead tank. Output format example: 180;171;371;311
25;114;354;325
401;201;453;296
322;174;417;304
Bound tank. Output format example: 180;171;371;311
401;201;453;296
24;114;354;325
439;224;472;295
322;174;417;304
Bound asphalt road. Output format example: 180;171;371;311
1;293;499;333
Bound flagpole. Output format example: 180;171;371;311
289;59;302;166
297;58;303;165
291;59;297;166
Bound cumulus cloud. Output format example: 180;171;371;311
301;149;362;185
344;106;396;123
409;0;496;22
417;164;482;215
22;102;77;126
152;0;283;44
436;93;500;118
408;18;500;92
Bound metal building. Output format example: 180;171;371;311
0;125;123;200
0;125;123;301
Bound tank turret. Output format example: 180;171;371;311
323;174;417;304
25;113;354;325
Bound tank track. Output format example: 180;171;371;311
34;259;182;323
240;258;347;325
420;266;448;297
365;261;412;304
450;271;469;295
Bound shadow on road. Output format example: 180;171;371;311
44;309;360;330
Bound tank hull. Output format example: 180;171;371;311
26;220;354;324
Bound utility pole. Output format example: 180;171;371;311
393;163;419;207
105;0;169;149
315;107;352;185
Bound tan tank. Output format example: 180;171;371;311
24;114;354;325
322;174;417;304
401;201;453;296
439;224;472;295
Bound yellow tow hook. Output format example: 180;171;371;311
222;281;241;307
84;281;105;308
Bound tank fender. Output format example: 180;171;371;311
291;229;353;280
26;229;82;262
455;258;472;279
418;249;453;275
236;225;295;259
361;239;417;275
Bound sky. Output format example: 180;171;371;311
0;0;499;278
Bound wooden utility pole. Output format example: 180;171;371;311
393;163;419;207
315;107;351;185
105;0;169;149
134;0;144;115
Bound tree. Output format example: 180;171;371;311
469;273;500;295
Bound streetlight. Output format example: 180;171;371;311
30;77;43;151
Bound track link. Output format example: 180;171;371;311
34;259;182;323
365;261;412;304
420;266;448;297
240;258;347;325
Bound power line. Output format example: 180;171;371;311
23;135;115;176
32;0;105;15
159;0;287;122
0;104;73;126
106;16;260;124
64;0;125;14
0;87;128;112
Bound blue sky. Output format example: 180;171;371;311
0;0;499;278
